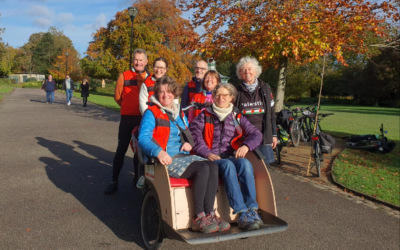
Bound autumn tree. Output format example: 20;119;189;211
12;27;77;76
83;0;198;84
179;0;400;111
48;48;81;82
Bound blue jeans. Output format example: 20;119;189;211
66;89;73;103
46;91;54;103
215;158;258;214
258;144;275;164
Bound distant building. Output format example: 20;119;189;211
208;61;230;83
9;73;45;83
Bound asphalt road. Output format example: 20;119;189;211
0;88;399;250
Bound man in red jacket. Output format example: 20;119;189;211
105;48;151;194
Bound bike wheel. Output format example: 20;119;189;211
290;120;300;147
314;141;322;177
141;189;163;250
275;145;281;165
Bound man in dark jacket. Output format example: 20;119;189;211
180;60;209;110
41;75;57;104
62;75;75;106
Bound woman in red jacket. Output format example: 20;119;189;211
188;70;220;123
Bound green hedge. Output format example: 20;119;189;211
89;78;116;88
0;79;15;84
21;81;43;88
91;86;115;94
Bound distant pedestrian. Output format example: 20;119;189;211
81;78;89;107
62;75;75;106
41;75;57;104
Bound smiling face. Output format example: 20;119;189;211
48;75;52;81
203;74;219;92
133;53;148;72
158;84;175;109
153;60;167;79
214;87;233;109
240;63;256;85
194;61;208;80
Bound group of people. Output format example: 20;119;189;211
41;74;90;107
103;48;278;233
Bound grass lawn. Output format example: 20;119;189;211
290;104;400;140
73;91;120;112
300;104;400;205
332;147;400;206
0;86;14;93
0;94;3;101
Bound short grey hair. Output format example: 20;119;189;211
213;83;238;103
236;56;262;79
133;48;147;60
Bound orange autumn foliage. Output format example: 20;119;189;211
83;0;199;85
179;0;399;68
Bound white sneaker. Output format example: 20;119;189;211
67;102;70;106
136;176;145;189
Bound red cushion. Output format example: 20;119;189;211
169;177;224;188
170;177;192;187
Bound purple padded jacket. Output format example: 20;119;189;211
190;106;262;158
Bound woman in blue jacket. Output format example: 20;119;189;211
138;76;230;234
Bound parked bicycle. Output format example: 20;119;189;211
275;124;289;164
309;113;334;177
345;124;396;153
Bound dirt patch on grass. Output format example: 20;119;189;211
270;137;347;181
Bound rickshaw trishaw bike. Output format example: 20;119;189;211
130;103;288;250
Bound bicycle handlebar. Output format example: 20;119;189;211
181;102;207;112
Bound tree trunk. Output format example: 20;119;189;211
274;56;288;113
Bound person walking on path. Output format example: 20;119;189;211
62;75;75;106
80;78;89;107
41;75;57;104
104;48;151;195
180;60;209;110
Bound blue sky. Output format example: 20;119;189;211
0;0;193;56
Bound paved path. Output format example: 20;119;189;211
0;88;399;249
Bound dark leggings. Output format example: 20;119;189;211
112;115;142;182
180;161;219;215
83;96;87;105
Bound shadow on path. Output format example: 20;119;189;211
36;137;144;246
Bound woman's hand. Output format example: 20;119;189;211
207;153;221;161
235;145;249;158
180;142;192;152
157;150;172;165
272;137;278;149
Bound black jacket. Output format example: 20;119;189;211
235;78;277;145
81;82;89;97
62;79;75;90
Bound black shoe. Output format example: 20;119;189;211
105;181;118;194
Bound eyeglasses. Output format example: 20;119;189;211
205;76;217;81
215;94;230;99
195;67;208;71
154;66;166;70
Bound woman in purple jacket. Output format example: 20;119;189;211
190;83;263;231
